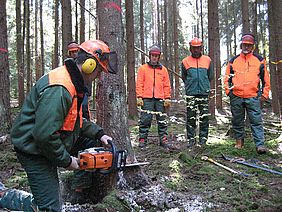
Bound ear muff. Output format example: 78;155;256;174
81;58;97;74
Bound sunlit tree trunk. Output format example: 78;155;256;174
173;0;179;100
140;0;145;64
52;0;59;69
126;0;137;117
61;0;72;60
241;0;250;34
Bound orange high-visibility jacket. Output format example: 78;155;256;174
136;63;171;99
224;53;270;99
49;66;83;131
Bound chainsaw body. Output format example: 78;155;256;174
78;140;127;174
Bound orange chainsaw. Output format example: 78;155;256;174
78;140;149;174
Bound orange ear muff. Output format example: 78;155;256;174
81;58;97;74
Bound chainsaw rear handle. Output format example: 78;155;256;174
99;139;118;174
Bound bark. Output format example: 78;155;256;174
0;0;11;134
26;0;31;93
163;0;168;68
268;0;282;118
61;0;72;61
52;0;59;69
140;0;145;64
126;0;137;117
79;0;85;42
16;0;24;106
173;0;179;100
241;0;250;34
40;0;45;75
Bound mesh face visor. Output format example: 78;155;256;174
104;51;118;74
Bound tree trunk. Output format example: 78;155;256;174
251;0;258;54
232;0;237;56
208;0;216;118
61;0;72;60
25;0;31;93
173;0;179;100
241;0;250;34
93;0;135;202
126;0;137;117
79;0;85;43
267;0;282;118
52;0;59;69
140;0;145;64
40;0;45;75
163;0;168;68
16;0;24;106
0;0;11;134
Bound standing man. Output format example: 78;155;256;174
224;33;270;154
181;38;213;147
136;45;171;148
11;40;117;211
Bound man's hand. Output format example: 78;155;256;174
137;98;144;106
66;156;79;170
100;135;112;146
259;96;267;102
164;99;171;107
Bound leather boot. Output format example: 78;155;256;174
234;139;244;149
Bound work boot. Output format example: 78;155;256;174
256;145;267;154
187;139;196;148
160;136;169;149
234;139;244;149
199;139;207;146
138;138;147;148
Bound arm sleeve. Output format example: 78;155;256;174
223;62;231;96
32;86;72;168
80;119;105;140
261;60;271;99
163;67;171;99
181;63;187;82
136;66;144;98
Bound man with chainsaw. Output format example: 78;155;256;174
224;33;270;154
181;38;213;147
10;40;117;211
136;45;171;148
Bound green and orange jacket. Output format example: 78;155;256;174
11;62;104;168
181;55;213;96
136;62;171;99
224;52;270;99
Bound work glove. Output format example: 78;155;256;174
137;98;144;106
259;96;267;102
100;134;112;146
66;156;79;170
164;99;171;107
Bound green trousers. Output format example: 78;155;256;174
230;94;265;147
16;137;100;212
139;98;168;141
186;96;209;143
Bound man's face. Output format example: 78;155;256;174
190;46;202;58
241;43;254;55
149;54;160;65
69;50;78;59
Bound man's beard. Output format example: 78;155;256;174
192;52;202;58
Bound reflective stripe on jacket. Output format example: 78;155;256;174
181;55;213;96
136;63;171;99
224;53;270;98
49;66;83;130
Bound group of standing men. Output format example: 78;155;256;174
136;33;270;155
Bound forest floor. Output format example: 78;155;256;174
0;102;282;211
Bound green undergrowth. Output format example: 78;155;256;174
132;120;282;211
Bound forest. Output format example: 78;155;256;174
0;0;281;211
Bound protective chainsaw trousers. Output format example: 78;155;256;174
186;96;209;143
139;98;168;141
230;94;265;147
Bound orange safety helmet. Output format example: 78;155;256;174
189;38;203;47
79;40;111;73
241;34;255;45
68;42;79;52
149;45;161;55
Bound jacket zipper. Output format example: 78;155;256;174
153;68;156;98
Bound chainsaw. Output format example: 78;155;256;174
78;140;149;174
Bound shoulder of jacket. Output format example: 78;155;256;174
229;54;240;64
252;53;264;62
